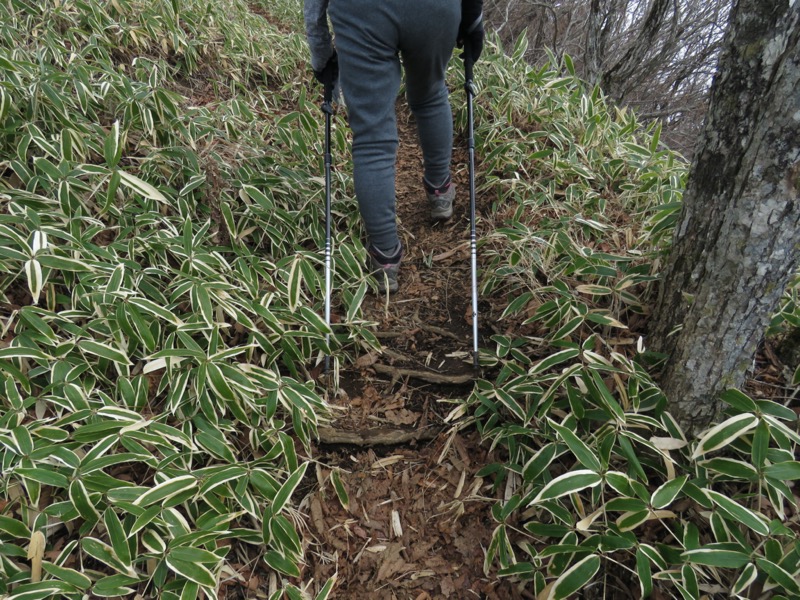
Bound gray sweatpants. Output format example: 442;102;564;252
328;0;460;253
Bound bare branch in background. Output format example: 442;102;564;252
485;0;733;158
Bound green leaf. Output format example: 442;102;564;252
206;362;236;402
129;297;183;325
528;348;580;375
756;398;797;422
166;556;217;588
732;563;758;596
118;169;167;202
763;461;800;481
104;121;122;168
41;561;92;589
604;471;635;497
17;467;70;491
170;546;223;565
755;557;800;594
264;549;301;578
752;420;770;469
37;255;94;272
68;479;100;523
636;548;652;598
0;515;31;538
92;574;142;597
133;475;197;507
315;575;338;600
79;340;131;365
650;475;688;509
547;418;602;473
3;582;79;600
330;469;349;509
719;389;759;413
522;443;558;483
18;307;57;343
616;510;650;532
705;490;769;536
692;413;759;458
273;463;308;514
702;458;758;481
548;554;601;599
104;509;131;566
531;470;602;504
82;537;134;575
681;545;751;568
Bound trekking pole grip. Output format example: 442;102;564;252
322;81;334;114
463;41;474;93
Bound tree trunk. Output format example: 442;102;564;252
649;0;800;435
600;0;675;102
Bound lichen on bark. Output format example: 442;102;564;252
649;0;800;436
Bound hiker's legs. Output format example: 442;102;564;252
400;1;459;188
329;1;401;254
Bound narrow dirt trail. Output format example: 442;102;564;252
300;99;518;599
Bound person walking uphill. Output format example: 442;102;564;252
304;0;484;293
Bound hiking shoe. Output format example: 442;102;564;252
424;176;455;221
368;243;402;294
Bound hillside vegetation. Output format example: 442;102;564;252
0;0;798;598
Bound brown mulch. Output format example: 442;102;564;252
297;96;516;600
303;430;519;600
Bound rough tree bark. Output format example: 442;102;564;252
649;0;800;435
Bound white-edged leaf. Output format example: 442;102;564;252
732;563;758;597
31;231;48;254
682;546;750;568
118;169;167;202
24;259;43;304
548;418;602;473
287;256;302;312
547;554;601;600
528;348;580;376
704;490;769;536
132;475;197;507
756;557;800;594
0;86;8;121
104;120;121;168
691;413;758;459
531;470;602;504
128;297;184;325
315;575;338;600
650;475;688;509
79;340;131;365
0;346;51;361
273;463;308;514
166;556;216;588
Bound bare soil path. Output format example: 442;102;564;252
299;98;519;599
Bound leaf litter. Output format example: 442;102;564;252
301;100;519;598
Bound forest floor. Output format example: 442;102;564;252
297;100;521;600
286;99;796;600
240;7;797;599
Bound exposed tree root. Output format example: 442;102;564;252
371;363;474;384
317;425;443;446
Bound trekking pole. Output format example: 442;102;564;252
322;80;334;373
464;44;480;373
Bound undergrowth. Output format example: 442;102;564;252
0;0;798;599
